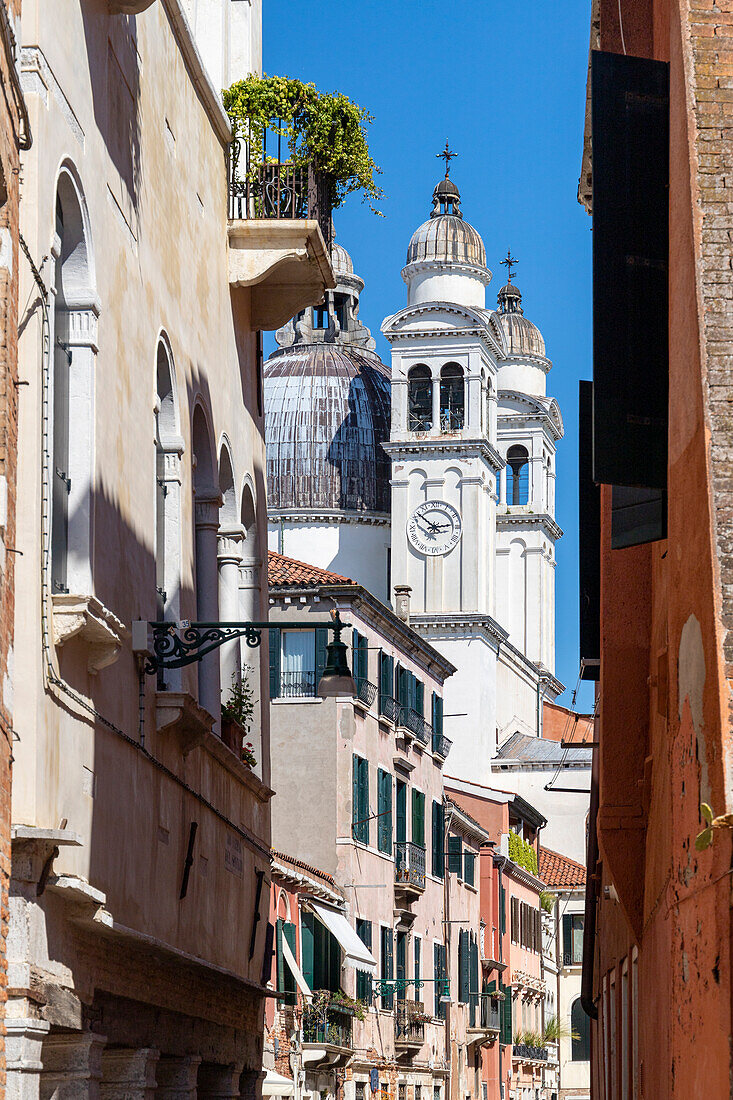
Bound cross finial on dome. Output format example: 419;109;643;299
436;141;458;177
500;249;518;283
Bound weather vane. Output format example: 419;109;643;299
436;141;458;177
500;249;518;283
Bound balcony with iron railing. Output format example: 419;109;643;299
277;670;317;699
226;130;334;330
395;1001;426;1051
302;1001;354;1054
394;841;426;895
432;731;452;759
397;707;431;746
379;695;401;725
512;1043;548;1063
480;995;501;1033
355;677;378;710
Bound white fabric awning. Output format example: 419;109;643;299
263;1071;295;1097
309;900;378;975
282;931;312;998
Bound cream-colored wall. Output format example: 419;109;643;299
13;0;269;988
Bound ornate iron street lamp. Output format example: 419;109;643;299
132;608;356;698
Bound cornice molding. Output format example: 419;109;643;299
383;437;503;472
496;511;564;541
267;509;390;528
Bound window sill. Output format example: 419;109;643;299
52;593;128;674
271;696;323;705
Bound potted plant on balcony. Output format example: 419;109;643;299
223;74;383;214
221;664;256;766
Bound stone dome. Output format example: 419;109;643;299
331;240;353;276
264;344;391;515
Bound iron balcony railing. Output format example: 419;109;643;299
356;677;378;708
227;135;332;250
480;995;501;1031
432;732;453;759
398;707;431;745
513;1043;548;1062
563;947;583;967
394;841;426;890
395;1006;425;1046
302;1003;353;1049
379;695;400;724
279;670;317;699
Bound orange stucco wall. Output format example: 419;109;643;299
590;1;733;1095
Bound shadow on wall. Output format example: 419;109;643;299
81;8;141;217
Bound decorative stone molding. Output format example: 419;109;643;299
39;1030;107;1097
11;826;82;886
155;1054;202;1098
155;691;214;755
52;594;128;673
100;1047;160;1099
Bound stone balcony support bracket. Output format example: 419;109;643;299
227;220;335;331
52;593;128;674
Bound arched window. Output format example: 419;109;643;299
507;445;530;506
440;364;464;431
218;443;240;708
571;998;591;1061
408;365;432;431
51;170;96;596
192;405;220;721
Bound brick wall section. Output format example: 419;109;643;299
686;1;733;701
0;0;22;1092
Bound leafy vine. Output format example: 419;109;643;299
222;74;383;212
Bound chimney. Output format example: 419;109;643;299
393;585;412;625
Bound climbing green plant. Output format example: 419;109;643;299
508;831;539;876
222;74;383;211
539;890;555;914
695;802;733;850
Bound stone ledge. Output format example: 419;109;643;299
155;691;214;754
52;594;128;673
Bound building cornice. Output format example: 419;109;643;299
445;800;492;846
271;858;344;906
496;511;564;541
268;509;390;528
494;855;545;893
409;612;509;647
498;390;564;440
383;437;503;472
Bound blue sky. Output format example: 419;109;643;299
264;0;594;711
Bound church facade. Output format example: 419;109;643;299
265;165;564;781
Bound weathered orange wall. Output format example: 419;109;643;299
542;699;594;743
591;1;733;1095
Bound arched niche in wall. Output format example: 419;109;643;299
218;439;242;701
192;402;220;722
154;334;184;629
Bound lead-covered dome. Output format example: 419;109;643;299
406;214;487;268
494;280;546;358
264;344;391;514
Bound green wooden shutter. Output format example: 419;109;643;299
356;920;373;1003
276;918;285;996
396;780;407;844
379;650;393;713
378;770;392;855
358;632;368;685
301;912;315;991
432;801;444;878
283;921;297;1005
434;942;443;1018
448;835;462;875
414;936;421;987
269;629;281;699
412;789;425;847
563;914;572;965
469;935;479;1025
382;927;394;1009
415;679;424;717
353;755;369;845
315;627;329;686
464;850;475;887
499;884;506;935
396;931;407;1001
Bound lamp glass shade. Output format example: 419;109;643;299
317;636;357;698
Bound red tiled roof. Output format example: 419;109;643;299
538;846;586;889
268;551;356;588
272;850;336;886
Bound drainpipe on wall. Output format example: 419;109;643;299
580;736;600;1020
443;801;454;1099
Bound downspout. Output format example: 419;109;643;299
443;800;453;1097
581;735;600;1019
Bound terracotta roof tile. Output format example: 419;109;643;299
538;846;586;889
268;551;356;588
272;850;336;886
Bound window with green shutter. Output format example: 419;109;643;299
377;769;392;855
448;835;462;876
434;942;447;1019
381;926;394;1009
414;936;421;988
469;934;479;1026
432;800;444;879
353;629;368;691
415;679;424;717
356;919;373;1003
396;780;407;844
268;629;281;699
352;755;369;845
412;789;425;848
464;850;475;887
499;883;507;935
432;692;443;735
500;982;513;1046
396;930;407;1002
458;930;469;1003
379;651;394;715
315;627;329;688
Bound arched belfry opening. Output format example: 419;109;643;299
408;365;432;432
507;444;530;506
439;363;464;431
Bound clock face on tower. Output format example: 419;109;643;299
407;500;463;557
